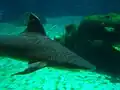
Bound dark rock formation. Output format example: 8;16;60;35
55;13;120;74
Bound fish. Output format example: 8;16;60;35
0;13;96;76
88;40;104;47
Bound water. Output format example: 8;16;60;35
0;0;120;90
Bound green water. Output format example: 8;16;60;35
0;16;119;90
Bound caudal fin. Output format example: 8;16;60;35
67;55;96;71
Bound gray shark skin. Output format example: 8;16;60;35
0;13;96;76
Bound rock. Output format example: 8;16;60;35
57;13;120;74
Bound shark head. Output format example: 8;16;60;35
0;13;96;76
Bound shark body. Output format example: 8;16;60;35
0;13;96;75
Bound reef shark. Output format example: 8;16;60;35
0;13;96;76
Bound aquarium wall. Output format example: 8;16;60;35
0;0;120;22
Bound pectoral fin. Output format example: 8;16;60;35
11;61;47;76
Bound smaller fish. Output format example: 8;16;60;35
104;27;115;32
88;40;104;47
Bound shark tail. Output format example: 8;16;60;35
67;55;96;71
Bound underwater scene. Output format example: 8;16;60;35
1;0;120;90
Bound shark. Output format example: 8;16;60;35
0;13;96;76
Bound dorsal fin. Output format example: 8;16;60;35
22;13;46;35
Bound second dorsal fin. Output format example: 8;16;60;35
22;13;46;35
